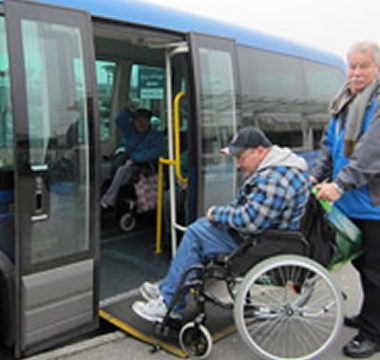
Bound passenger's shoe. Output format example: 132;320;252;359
101;199;109;209
132;298;181;323
344;315;361;329
140;282;161;301
343;335;380;358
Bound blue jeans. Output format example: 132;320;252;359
159;217;238;312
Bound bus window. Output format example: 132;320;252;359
0;16;14;262
96;60;116;143
304;61;344;102
304;61;345;149
238;47;305;149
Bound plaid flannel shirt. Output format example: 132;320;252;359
210;166;310;236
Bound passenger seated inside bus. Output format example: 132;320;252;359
101;106;164;210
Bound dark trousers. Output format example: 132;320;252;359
352;219;380;344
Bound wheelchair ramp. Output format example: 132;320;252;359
100;291;236;358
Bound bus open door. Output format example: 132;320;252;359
5;0;99;356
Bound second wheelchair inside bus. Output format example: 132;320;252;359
101;107;164;231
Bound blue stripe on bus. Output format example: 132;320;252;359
13;0;344;68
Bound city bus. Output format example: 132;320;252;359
0;0;345;357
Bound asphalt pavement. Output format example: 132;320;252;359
27;263;365;360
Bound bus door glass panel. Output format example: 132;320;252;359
190;35;239;214
0;16;14;261
6;0;97;354
20;19;90;264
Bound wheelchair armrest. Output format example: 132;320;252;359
260;229;307;242
225;229;308;263
212;229;308;270
259;229;309;250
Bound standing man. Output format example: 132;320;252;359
312;41;380;358
132;127;311;322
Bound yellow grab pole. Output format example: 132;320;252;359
173;92;188;185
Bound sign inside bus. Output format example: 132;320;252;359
139;67;164;100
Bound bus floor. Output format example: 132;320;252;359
99;221;170;301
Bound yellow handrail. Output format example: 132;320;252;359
155;91;188;254
173;91;188;185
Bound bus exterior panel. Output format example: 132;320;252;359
0;0;345;357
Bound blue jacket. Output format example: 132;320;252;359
115;108;163;164
312;97;380;220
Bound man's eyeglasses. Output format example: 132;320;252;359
235;149;257;162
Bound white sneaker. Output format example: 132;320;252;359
140;282;161;301
132;298;167;323
132;297;182;323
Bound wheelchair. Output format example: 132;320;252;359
116;165;158;232
155;229;344;360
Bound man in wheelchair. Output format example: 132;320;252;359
132;126;311;323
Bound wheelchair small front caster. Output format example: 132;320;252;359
179;321;213;359
119;212;136;232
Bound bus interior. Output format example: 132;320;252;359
93;21;191;301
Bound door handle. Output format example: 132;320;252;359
30;174;49;222
35;190;43;212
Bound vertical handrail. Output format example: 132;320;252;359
173;91;188;185
155;91;188;254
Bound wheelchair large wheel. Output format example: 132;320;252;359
179;322;213;359
234;255;343;360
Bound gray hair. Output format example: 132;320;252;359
347;41;380;67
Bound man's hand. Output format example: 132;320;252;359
314;182;342;202
127;101;138;112
206;206;215;224
125;159;134;167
